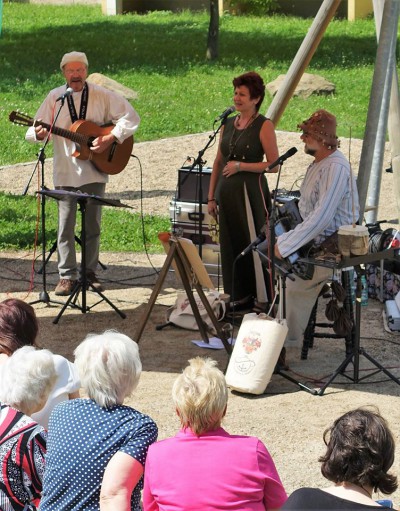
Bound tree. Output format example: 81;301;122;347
206;0;219;60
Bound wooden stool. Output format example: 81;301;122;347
301;271;355;360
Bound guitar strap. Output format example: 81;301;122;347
66;82;89;122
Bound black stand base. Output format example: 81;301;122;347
53;279;126;324
316;264;400;395
30;290;66;308
274;367;319;395
316;347;400;396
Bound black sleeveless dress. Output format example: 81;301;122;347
216;114;272;302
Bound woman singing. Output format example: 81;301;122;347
208;71;280;311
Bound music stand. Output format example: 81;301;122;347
38;190;129;324
37;236;107;275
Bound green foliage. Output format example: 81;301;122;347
228;0;279;16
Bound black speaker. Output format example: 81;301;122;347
177;166;212;203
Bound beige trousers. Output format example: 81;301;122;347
285;265;333;346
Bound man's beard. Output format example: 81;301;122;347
305;146;317;156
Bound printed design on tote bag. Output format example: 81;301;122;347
233;356;256;375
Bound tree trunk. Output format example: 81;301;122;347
206;0;219;61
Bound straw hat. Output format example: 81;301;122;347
298;109;340;149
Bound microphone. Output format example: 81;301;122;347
264;147;298;172
215;105;236;122
239;225;267;258
56;87;74;102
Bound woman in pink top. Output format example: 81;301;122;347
143;357;287;511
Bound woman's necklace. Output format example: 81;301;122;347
228;112;257;160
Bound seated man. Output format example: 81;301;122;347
274;109;360;348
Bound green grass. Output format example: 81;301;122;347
0;5;392;251
1;4;387;166
0;192;170;252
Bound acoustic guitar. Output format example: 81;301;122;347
9;111;134;175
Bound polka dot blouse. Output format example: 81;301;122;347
39;398;158;510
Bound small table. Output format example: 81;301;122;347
300;249;400;395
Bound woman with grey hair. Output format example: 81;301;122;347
143;357;287;511
0;346;57;511
40;330;158;511
0;298;80;428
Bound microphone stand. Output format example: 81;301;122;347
23;97;66;307
180;115;229;259
254;157;320;395
266;155;289;302
255;244;317;395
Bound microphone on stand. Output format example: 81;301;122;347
264;147;298;172
215;105;236;122
56;87;74;102
238;225;268;258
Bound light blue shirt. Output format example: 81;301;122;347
277;150;360;259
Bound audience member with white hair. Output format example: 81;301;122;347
39;330;158;511
0;346;57;511
143;357;287;511
0;298;80;428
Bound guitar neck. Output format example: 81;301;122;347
39;120;89;145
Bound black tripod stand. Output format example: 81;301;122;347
37;235;107;275
38;190;128;324
314;257;400;395
23;99;66;307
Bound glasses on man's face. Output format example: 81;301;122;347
64;68;86;75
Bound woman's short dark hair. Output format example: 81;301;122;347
232;71;265;111
0;299;38;356
319;408;398;495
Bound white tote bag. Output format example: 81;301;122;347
166;290;226;335
225;313;288;395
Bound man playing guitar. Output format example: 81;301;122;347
25;51;140;295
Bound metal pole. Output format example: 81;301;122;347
266;0;342;125
373;0;400;225
357;0;399;221
364;0;399;223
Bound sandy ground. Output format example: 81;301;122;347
0;130;400;503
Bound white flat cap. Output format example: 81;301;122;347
60;51;88;70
